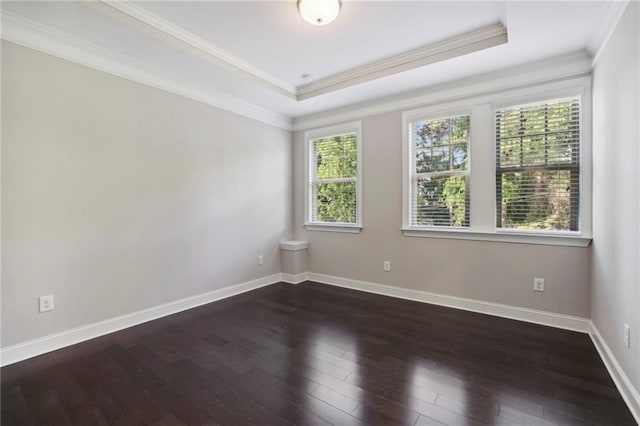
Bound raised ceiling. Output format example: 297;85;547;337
0;1;619;127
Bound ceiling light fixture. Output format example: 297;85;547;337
297;0;341;26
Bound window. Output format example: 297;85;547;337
495;97;581;232
402;78;591;246
305;122;362;232
407;114;470;228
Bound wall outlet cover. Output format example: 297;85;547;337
39;295;54;313
533;278;545;292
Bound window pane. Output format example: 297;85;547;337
496;97;580;232
313;182;356;223
413;175;468;227
414;115;469;173
314;134;357;179
451;143;468;170
499;170;577;231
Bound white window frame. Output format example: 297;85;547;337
402;77;592;247
404;109;472;230
304;121;363;233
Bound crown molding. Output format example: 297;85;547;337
2;2;510;106
292;51;592;131
0;10;293;130
587;0;630;67
98;2;509;102
296;23;508;101
96;0;297;99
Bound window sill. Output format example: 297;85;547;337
305;224;363;234
401;228;591;247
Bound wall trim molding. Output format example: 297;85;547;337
589;322;640;424
1;271;593;368
98;1;296;98
303;273;639;420
292;52;592;131
94;4;508;102
588;0;630;67
296;23;508;101
0;10;293;130
0;273;283;367
4;267;637;424
3;270;637;422
305;272;591;333
281;272;308;285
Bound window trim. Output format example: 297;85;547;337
401;228;591;247
401;78;592;246
304;121;363;232
403;108;472;230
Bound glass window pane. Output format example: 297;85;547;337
499;170;577;231
451;144;468;170
314;134;357;179
313;181;357;223
413;175;468;227
414;115;469;174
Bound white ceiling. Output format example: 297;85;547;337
1;1;613;122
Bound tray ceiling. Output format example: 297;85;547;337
1;1;619;126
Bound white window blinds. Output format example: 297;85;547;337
495;97;581;232
308;132;359;224
408;115;470;228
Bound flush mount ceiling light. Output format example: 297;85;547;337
297;0;342;26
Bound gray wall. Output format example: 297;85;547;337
1;41;292;347
591;2;640;392
294;110;591;318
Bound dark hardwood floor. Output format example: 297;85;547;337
1;281;635;425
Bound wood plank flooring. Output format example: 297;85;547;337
1;281;635;425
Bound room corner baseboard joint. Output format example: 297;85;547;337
280;272;308;285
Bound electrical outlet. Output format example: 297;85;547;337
39;295;54;313
533;278;545;292
624;324;630;348
258;255;264;265
383;261;391;272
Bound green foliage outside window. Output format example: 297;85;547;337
312;134;357;223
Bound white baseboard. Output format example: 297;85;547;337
589;322;640;424
4;270;637;425
305;272;591;333
281;272;308;285
0;273;283;367
304;273;640;421
4;271;589;368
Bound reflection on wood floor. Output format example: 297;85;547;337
1;281;635;425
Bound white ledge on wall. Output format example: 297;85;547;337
304;224;363;234
279;240;309;251
401;228;592;247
